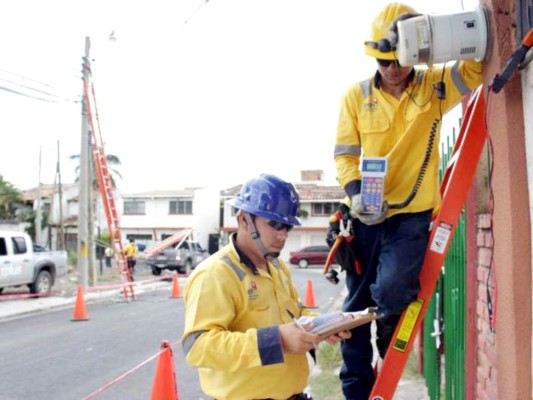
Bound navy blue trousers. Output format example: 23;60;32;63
339;210;432;400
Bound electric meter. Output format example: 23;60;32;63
396;6;489;66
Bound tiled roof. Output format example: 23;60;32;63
220;183;345;201
22;184;77;201
122;189;197;198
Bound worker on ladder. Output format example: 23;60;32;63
123;238;139;277
332;3;483;398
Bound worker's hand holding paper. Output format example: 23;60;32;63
297;307;382;340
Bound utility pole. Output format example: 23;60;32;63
56;140;65;250
35;145;42;245
78;36;91;290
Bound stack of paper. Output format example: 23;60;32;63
297;307;381;339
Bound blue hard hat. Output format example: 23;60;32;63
229;174;301;226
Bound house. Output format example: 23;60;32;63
220;170;345;262
21;183;78;251
117;186;220;253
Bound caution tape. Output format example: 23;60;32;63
0;291;59;301
82;338;181;400
86;274;177;292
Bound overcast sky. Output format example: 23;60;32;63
0;0;475;194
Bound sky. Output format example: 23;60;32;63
0;0;476;194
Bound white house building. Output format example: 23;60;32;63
220;170;345;261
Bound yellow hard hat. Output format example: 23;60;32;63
364;3;417;60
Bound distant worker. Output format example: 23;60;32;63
123;238;138;275
181;173;351;400
332;2;483;398
104;246;113;268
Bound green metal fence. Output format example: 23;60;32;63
423;126;467;400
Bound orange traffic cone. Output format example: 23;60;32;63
304;279;317;308
71;285;89;321
170;274;182;299
151;340;179;400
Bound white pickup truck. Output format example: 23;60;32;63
0;230;68;294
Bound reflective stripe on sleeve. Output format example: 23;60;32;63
182;330;206;357
334;144;361;157
451;61;470;96
257;326;284;365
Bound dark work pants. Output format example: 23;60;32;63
340;210;432;400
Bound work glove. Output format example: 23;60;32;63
350;194;389;226
388;12;423;47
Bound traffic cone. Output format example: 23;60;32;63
304;279;318;308
151;340;179;400
170;274;182;299
71;285;89;321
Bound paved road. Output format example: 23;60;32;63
0;268;345;400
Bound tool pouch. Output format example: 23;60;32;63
325;205;359;274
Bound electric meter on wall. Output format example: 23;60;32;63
396;6;489;66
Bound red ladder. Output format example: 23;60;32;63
82;72;134;300
370;85;487;399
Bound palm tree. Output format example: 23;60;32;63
0;176;23;219
70;152;122;189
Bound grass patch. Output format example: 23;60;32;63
308;341;344;400
308;337;426;399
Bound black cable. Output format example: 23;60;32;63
484;87;496;333
388;64;446;210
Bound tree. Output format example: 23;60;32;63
0;176;23;219
70;152;122;189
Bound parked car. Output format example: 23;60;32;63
0;231;68;294
289;245;330;269
144;240;209;275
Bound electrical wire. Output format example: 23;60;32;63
387;58;445;210
184;0;210;25
0;67;80;103
484;87;497;333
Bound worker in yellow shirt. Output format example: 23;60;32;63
182;174;351;400
123;238;138;275
333;3;483;398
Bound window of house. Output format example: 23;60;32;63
312;202;337;216
169;200;192;214
124;201;146;215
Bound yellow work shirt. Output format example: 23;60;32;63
182;234;314;400
124;243;138;258
334;59;483;216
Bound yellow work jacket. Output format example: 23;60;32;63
334;59;483;216
182;234;314;400
124;243;138;258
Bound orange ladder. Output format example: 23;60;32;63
142;229;192;259
82;72;134;300
369;85;487;399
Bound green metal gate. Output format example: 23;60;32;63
423;128;467;399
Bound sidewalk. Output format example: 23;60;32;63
0;269;173;320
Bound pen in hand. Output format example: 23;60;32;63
287;309;318;350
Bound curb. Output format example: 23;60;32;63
0;279;174;321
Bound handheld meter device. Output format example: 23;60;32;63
360;157;388;214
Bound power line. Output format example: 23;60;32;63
0;71;80;103
184;0;210;25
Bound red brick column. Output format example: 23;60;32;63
475;213;497;400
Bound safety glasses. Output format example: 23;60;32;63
376;58;401;68
365;39;395;53
267;220;293;232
